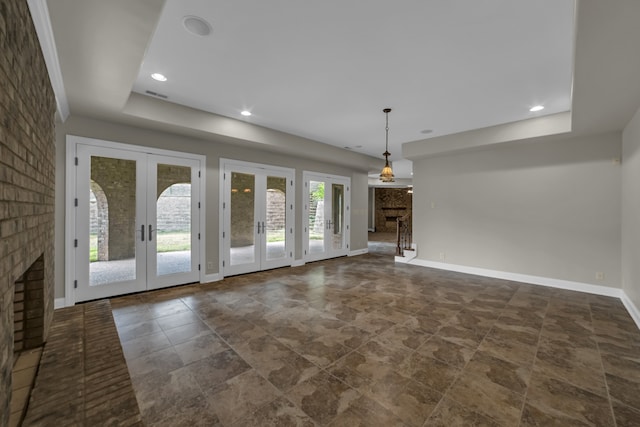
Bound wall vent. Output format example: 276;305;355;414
145;90;169;99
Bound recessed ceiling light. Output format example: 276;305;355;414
420;129;433;134
151;73;167;82
529;105;544;112
241;110;252;117
183;16;212;37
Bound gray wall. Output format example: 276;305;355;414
622;106;640;308
55;115;369;299
412;132;622;288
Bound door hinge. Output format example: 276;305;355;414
347;244;349;249
223;260;225;267
347;225;349;230
290;204;293;210
74;198;78;207
74;280;78;289
290;252;293;257
223;231;225;238
198;233;201;240
224;173;226;180
290;227;293;233
198;171;201;178
223;202;226;209
198;264;201;271
74;239;78;248
74;157;78;166
304;250;307;255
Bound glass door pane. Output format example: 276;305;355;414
89;155;138;287
155;164;192;276
230;172;257;267
76;144;147;302
331;183;344;251
265;176;287;261
309;180;326;255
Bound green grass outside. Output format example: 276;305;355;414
90;228;320;262
90;231;192;262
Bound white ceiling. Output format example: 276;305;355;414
132;0;575;168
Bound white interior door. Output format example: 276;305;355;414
72;142;202;302
304;172;350;262
222;160;294;276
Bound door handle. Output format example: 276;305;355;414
262;221;265;235
257;221;261;234
149;224;154;241
141;224;145;241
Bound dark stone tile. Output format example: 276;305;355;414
235;335;319;391
286;371;360;425
206;369;281;425
417;335;475;369
399;353;461;393
606;373;640;411
364;370;442;427
525;372;614;427
534;337;607;396
464;350;530;395
326;394;406;427
446;370;524;426
187;349;252;392
611;399;640;427
425;397;502;427
232;396;315;426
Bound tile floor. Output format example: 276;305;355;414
112;241;640;426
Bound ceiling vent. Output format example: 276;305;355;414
145;90;169;99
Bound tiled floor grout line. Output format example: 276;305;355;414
518;294;552;427
590;301;619;427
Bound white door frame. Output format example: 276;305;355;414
65;135;206;305
303;171;351;262
220;158;295;277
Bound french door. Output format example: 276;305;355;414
303;172;350;262
70;140;203;302
222;160;294;276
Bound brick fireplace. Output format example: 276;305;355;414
0;0;57;424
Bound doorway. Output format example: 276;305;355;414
67;137;205;302
303;172;350;262
221;159;295;276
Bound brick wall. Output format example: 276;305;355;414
0;1;57;424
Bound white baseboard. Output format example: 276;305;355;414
291;259;306;267
54;297;67;309
406;258;640;330
407;259;623;298
348;248;369;257
201;273;222;284
621;292;640;330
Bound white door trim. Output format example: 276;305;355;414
302;171;351;262
220;158;295;277
65;135;206;305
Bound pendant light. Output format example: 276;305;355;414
379;108;395;182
